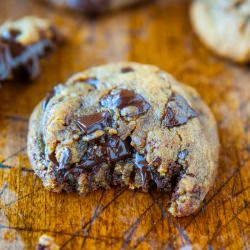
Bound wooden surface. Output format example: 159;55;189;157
0;0;250;249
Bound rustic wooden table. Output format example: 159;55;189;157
0;0;250;249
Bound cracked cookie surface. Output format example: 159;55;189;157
0;16;62;81
27;62;219;217
190;0;250;63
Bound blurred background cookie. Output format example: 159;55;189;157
190;0;250;63
40;0;149;14
0;16;63;81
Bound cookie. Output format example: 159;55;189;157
0;16;62;81
190;0;250;63
27;62;219;217
41;0;147;14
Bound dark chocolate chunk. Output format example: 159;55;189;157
70;77;99;88
162;93;197;128
76;111;112;134
48;151;58;166
0;30;25;60
134;153;169;191
0;36;25;57
78;135;132;169
152;156;162;167
100;89;151;117
134;153;151;190
121;66;134;73
0;29;23;56
168;162;185;191
59;147;72;169
106;135;132;163
42;85;62;110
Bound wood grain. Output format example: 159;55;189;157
0;0;250;249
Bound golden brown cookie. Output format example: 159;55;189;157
27;62;219;217
190;0;250;63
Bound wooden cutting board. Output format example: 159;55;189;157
0;0;249;249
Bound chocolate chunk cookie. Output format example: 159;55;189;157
190;0;250;63
0;16;62;81
27;62;219;217
41;0;148;14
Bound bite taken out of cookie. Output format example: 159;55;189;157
27;62;219;217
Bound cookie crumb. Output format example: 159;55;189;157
36;235;59;250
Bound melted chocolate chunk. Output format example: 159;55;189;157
134;153;169;191
78;135;132;169
100;89;151;117
55;140;183;193
121;66;134;73
71;77;99;88
134;153;151;190
107;135;131;162
168;162;185;191
48;151;58;166
162;94;197;128
59;148;72;169
0;29;23;59
77;111;112;134
42;85;63;110
152;157;162;167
